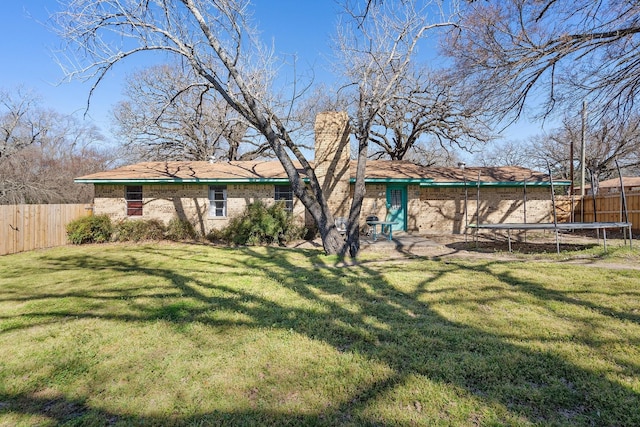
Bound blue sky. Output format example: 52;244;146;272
1;1;341;139
1;2;114;129
1;1;545;158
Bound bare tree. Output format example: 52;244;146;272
1;88;44;160
539;114;640;193
476;113;640;193
113;63;270;162
0;90;111;204
54;0;459;257
0;140;110;204
446;0;640;122
403;139;463;167
333;0;459;255
368;67;493;161
471;139;532;168
54;0;358;255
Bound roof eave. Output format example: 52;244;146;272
75;177;570;187
420;180;570;187
74;178;292;185
359;178;435;184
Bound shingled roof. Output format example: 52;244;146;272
423;165;549;183
76;160;555;186
75;161;296;182
584;176;640;189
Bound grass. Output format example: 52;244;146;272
0;242;639;426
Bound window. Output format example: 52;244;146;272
274;185;294;212
125;186;143;216
390;189;403;210
209;185;227;217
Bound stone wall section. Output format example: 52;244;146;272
406;185;422;232
93;185;127;219
358;184;387;232
94;183;552;236
94;183;304;235
316;183;553;234
416;186;552;234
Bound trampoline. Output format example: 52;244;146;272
464;161;633;254
467;221;632;253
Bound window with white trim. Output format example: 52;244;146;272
209;185;227;217
390;189;403;210
274;185;293;212
125;185;143;216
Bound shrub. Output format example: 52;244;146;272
166;217;197;241
113;219;166;242
219;201;306;246
205;228;225;244
66;214;113;244
303;223;319;241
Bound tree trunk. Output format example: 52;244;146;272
318;224;349;256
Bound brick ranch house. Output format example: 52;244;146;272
75;112;562;236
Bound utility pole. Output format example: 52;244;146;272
569;131;574;196
580;101;587;222
580;101;587;197
569;123;575;223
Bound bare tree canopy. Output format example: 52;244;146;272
54;0;460;256
334;1;493;167
368;67;494;162
471;139;531;168
0;88;112;204
332;0;460;253
113;63;269;162
1;87;43;160
402;139;463;167
543;114;640;192
474;113;640;193
446;0;640;122
53;0;357;255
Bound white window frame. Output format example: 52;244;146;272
209;185;227;217
274;185;294;212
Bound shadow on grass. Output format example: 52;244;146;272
446;240;601;255
1;244;639;425
0;390;366;426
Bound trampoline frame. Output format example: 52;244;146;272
467;221;632;253
464;161;633;254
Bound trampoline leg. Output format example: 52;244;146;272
603;228;607;252
555;229;559;254
508;229;512;252
629;226;633;249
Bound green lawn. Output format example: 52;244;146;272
1;242;639;426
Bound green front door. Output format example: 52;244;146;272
386;185;407;231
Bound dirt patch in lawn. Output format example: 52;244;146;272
289;230;639;270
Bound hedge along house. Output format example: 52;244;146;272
75;112;559;235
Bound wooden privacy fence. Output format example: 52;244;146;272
1;204;92;256
554;196;574;223
568;191;640;233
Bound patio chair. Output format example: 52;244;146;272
335;217;347;237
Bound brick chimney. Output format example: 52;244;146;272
314;112;351;218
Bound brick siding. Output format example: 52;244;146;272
94;183;305;235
